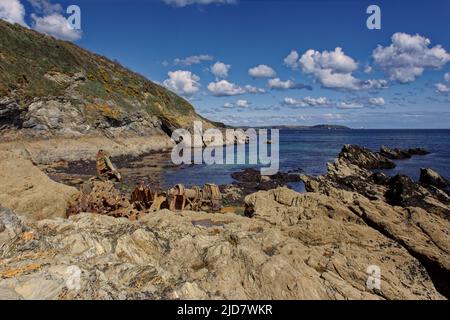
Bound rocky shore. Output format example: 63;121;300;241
0;144;449;300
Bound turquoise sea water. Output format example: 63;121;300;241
161;129;450;190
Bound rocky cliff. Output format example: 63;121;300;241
0;20;221;142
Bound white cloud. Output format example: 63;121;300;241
267;78;311;91
444;73;450;82
282;96;330;107
435;83;450;94
31;13;82;41
360;79;388;89
210;61;230;78
244;85;266;94
282;97;307;107
336;102;364;109
208;80;245;96
207;80;265;96
284;50;299;69
28;0;62;14
163;70;201;96
0;0;28;27
368;97;386;106
236;99;250;108
298;47;385;90
248;64;276;78
173;54;213;66
373;32;450;83
164;0;236;8
283;96;386;108
268;78;295;90
223;99;250;108
364;65;373;73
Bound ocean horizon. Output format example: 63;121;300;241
162;128;450;190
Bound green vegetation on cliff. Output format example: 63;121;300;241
0;20;221;135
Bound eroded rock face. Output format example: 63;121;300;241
0;203;445;300
300;145;450;298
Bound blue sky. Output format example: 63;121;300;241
2;0;450;128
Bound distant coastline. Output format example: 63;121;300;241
239;124;351;130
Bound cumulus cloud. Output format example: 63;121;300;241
31;13;81;41
208;80;245;96
368;97;386;106
267;78;312;91
173;54;213;66
373;32;450;83
243;85;266;94
282;96;330;107
223;99;250;108
435;83;450;94
164;0;236;7
163;70;201;97
210;61;230;78
283;96;386;108
248;64;276;78
284;50;299;69
207;80;265;96
294;47;386;90
0;0;28;27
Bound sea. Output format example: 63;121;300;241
161;129;450;192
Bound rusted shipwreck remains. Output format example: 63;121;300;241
68;150;222;220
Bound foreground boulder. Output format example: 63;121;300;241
0;151;78;220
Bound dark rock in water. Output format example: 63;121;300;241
230;168;302;196
231;168;301;184
420;168;450;189
379;145;412;160
231;168;262;183
339;144;396;169
408;148;430;156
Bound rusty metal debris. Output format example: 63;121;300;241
67;150;223;219
131;183;222;213
96;150;121;182
67;179;139;220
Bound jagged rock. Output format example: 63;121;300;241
379;146;431;160
420;168;450;189
0;206;29;247
380;145;411;160
339;145;396;169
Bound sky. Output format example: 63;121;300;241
1;0;450;128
